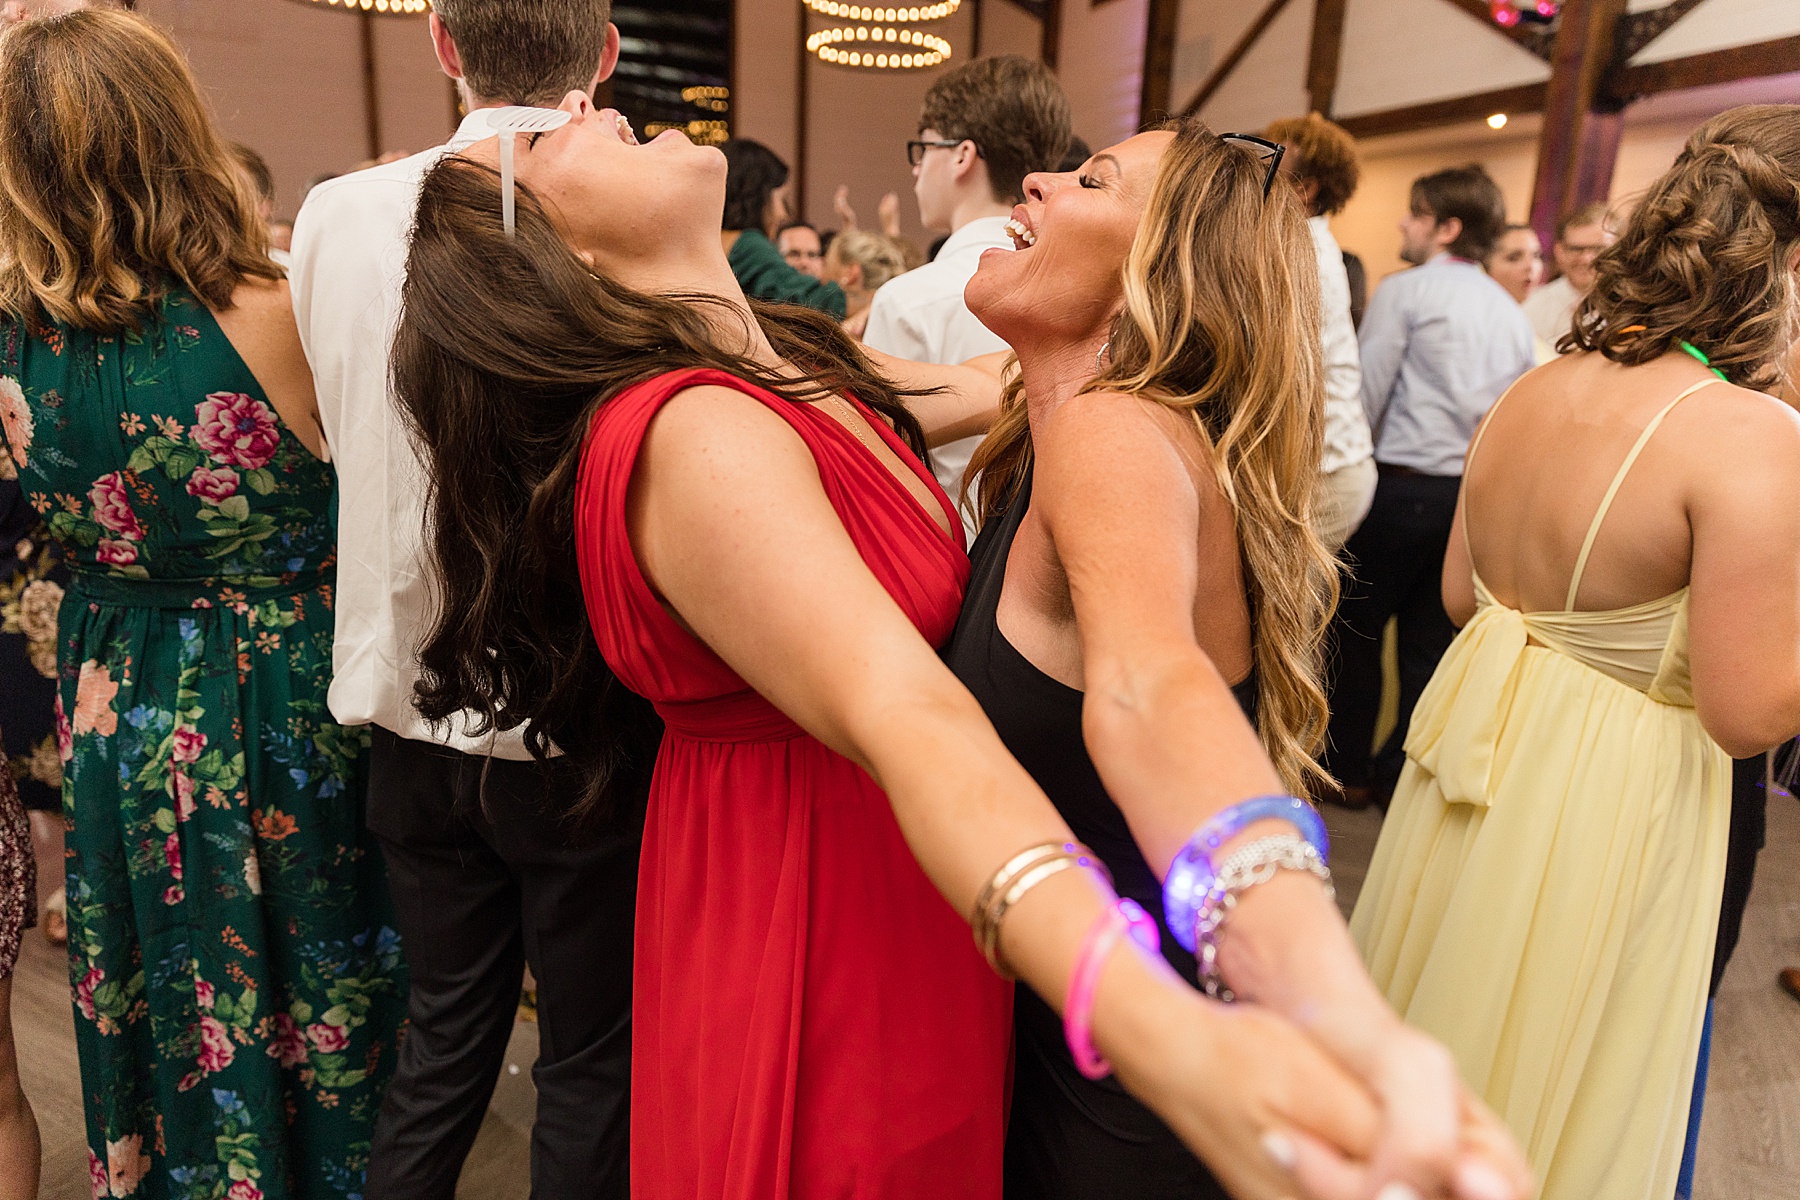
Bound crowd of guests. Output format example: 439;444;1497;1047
0;4;1796;1200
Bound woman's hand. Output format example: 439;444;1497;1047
1095;945;1384;1200
878;191;903;238
1218;874;1533;1200
834;184;858;231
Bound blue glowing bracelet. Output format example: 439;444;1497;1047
1163;795;1330;954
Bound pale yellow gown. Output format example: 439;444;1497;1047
1351;379;1732;1200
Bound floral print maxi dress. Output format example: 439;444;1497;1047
0;289;406;1200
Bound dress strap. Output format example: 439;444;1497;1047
1564;378;1725;611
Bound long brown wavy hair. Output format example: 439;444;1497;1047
1566;104;1800;388
392;155;933;823
0;10;280;333
968;119;1338;797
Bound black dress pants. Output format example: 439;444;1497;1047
364;727;639;1200
1326;470;1463;796
1712;753;1771;996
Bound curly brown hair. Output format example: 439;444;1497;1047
1565;104;1800;386
0;10;281;334
1263;113;1360;217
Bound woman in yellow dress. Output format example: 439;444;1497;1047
1352;103;1800;1200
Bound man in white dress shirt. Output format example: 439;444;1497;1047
1325;165;1535;809
1522;201;1613;350
1266;113;1376;549
289;4;637;1196
862;55;1070;540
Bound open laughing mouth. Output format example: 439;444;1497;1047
1002;215;1037;250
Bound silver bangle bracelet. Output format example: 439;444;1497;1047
1194;834;1334;1002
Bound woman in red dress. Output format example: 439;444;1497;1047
386;94;1522;1200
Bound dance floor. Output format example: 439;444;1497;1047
16;793;1800;1198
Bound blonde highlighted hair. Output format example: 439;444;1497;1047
0;9;281;333
969;119;1338;796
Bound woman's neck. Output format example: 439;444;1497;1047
635;242;784;370
1016;330;1112;439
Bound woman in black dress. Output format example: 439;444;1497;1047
948;119;1526;1199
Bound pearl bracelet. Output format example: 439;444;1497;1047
1194;834;1333;1002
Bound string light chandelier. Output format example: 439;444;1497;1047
806;0;957;71
288;0;431;13
804;1;960;18
807;24;952;69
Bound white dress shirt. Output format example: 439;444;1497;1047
1522;274;1581;350
289;109;535;758
863;215;1012;540
1310;216;1373;476
1358;254;1536;478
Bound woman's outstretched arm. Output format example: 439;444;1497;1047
860;345;1012;447
625;382;1381;1200
1032;389;1532;1200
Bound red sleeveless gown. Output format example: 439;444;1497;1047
575;368;1012;1198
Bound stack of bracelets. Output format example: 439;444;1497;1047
1164;795;1333;1002
973;796;1332;1082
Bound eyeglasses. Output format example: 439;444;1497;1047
1219;133;1285;199
907;138;981;167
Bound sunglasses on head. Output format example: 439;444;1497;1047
1219;133;1285;199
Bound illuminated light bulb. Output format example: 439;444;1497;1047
1487;112;1508;129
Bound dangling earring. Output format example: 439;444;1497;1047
1094;340;1111;374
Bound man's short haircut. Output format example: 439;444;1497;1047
1263;113;1360;217
720;139;790;234
1556;201;1612;242
918;55;1071;205
1409;164;1508;261
430;0;611;107
230;142;275;205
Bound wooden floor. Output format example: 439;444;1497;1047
16;793;1800;1198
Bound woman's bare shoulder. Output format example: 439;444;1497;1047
640;384;815;475
1036;388;1216;508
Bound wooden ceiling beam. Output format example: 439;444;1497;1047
1139;0;1182;125
1529;0;1629;252
1307;0;1350;117
1041;0;1064;68
1437;0;1553;61
1179;0;1294;117
1335;81;1548;138
1610;34;1800;101
1617;0;1708;61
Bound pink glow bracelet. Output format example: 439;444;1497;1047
1063;898;1161;1080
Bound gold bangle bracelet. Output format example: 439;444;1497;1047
970;841;1113;977
972;841;1070;933
983;854;1081;976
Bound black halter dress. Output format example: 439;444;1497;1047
945;466;1250;1200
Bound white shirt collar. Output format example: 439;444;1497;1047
447;107;509;152
936;214;1014;258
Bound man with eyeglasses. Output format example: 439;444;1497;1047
862;55;1069;539
776;221;826;279
1522;201;1615;350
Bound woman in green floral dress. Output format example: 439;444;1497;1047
0;12;405;1199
